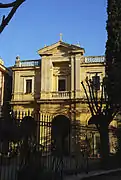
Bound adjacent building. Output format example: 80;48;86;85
0;59;5;117
0;58;12;118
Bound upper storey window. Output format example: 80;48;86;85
24;77;34;94
58;78;66;91
26;79;32;93
92;75;100;90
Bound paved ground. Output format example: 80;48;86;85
89;174;121;180
64;168;121;180
83;172;121;180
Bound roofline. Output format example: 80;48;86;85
37;40;85;54
0;63;7;73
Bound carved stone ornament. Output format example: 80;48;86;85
53;67;70;76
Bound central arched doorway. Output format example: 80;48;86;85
51;114;71;156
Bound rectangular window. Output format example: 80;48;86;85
92;75;100;90
58;79;66;91
26;79;32;93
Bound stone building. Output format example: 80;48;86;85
0;58;5;117
11;40;116;155
0;58;12;118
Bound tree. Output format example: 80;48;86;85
0;0;25;34
81;77;119;168
105;0;121;105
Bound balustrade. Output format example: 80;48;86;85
15;59;40;67
51;91;71;98
12;90;105;101
84;56;105;63
12;92;34;101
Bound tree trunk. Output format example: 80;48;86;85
99;124;110;168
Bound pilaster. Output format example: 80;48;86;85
41;56;46;92
71;55;81;98
41;56;53;99
71;56;74;98
75;54;81;98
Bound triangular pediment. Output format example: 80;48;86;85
38;41;85;56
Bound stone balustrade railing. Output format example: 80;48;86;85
84;56;105;63
15;59;41;67
11;92;40;101
14;56;105;68
40;90;104;100
51;91;71;98
12;90;105;101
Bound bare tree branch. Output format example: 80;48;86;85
81;81;94;116
0;1;16;8
100;81;104;110
89;79;96;104
0;0;25;34
86;78;97;114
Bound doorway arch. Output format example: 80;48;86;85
51;114;71;156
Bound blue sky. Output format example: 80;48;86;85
0;0;107;67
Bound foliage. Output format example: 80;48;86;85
105;0;121;105
105;0;121;167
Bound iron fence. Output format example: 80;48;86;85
0;110;100;180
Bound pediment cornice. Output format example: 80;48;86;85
38;41;85;57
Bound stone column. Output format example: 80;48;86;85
0;71;2;117
49;59;53;92
14;72;20;101
75;54;81;98
71;56;74;98
0;71;2;106
1;73;4;106
41;56;45;92
71;55;81;98
41;56;53;99
46;57;53;92
41;56;46;98
45;58;49;92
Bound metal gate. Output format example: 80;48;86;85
0;110;94;180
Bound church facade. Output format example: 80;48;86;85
10;40;116;155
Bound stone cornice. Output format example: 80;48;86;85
38;41;85;56
80;62;105;67
0;64;6;73
11;66;40;71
